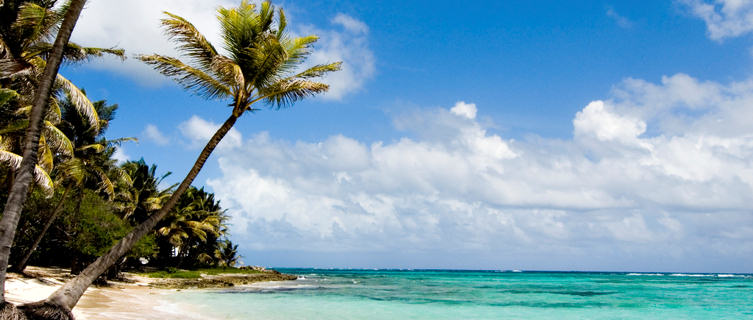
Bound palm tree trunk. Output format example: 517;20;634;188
43;113;239;311
14;185;72;273
0;0;87;304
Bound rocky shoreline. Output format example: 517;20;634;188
149;270;298;289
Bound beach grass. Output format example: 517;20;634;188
141;267;265;279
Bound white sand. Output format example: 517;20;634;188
5;268;216;320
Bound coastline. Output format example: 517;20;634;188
4;266;293;319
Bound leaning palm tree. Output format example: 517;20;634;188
29;1;340;316
0;0;87;313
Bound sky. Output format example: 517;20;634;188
59;0;753;272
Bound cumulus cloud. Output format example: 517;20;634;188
71;0;236;84
302;14;375;100
679;0;753;40
450;101;478;119
178;115;242;150
72;2;374;96
142;124;170;145
202;73;753;270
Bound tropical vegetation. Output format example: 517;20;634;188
0;0;339;318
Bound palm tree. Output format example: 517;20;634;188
155;186;223;267
116;159;173;225
216;239;239;268
0;0;87;311
13;98;129;273
38;1;341;314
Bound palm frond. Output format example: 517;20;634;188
294;62;343;79
0;88;18;107
275;8;287;39
47;97;61;123
0;119;28;135
76;143;104;152
55;157;85;185
277;35;319;74
161;12;217;69
259;78;331;108
94;167;115;199
12;2;61;48
209;55;244;88
105;137;138;146
0;58;30;78
139;54;231;99
37;135;53;173
55;73;99;131
43;120;74;157
27;42;125;63
0;149;54;196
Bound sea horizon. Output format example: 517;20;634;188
271;267;753;275
170;268;753;319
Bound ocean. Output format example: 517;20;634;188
171;269;753;319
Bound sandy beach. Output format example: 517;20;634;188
5;267;214;320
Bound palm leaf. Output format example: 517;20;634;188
259;79;330;108
209;55;244;88
0;149;54;196
37;135;54;173
161;12;217;69
43;120;74;157
12;2;61;49
76;143;105;153
139;54;231;99
0;119;29;135
27;42;125;63
55;73;99;131
0;88;18;107
94;167;115;199
55;158;85;185
294;62;343;79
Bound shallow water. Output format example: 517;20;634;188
171;269;753;319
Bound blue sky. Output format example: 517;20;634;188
62;0;753;272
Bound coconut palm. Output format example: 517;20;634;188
116;159;173;225
216;239;239;268
0;0;87;311
155;186;224;267
38;1;340;314
13;98;130;273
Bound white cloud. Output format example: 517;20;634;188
303;14;375;100
203;74;753;270
72;2;375;97
450;101;478;119
142;124;170;145
112;146;129;163
71;0;236;84
679;0;753;40
332;13;369;34
573;100;647;145
178;115;242;150
606;7;634;29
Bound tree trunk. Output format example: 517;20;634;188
0;0;87;304
42;113;239;311
13;185;72;273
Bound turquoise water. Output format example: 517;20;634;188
172;269;753;319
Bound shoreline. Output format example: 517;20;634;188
5;266;294;319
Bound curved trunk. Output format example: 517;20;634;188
0;0;87;304
43;113;239;311
14;185;72;273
